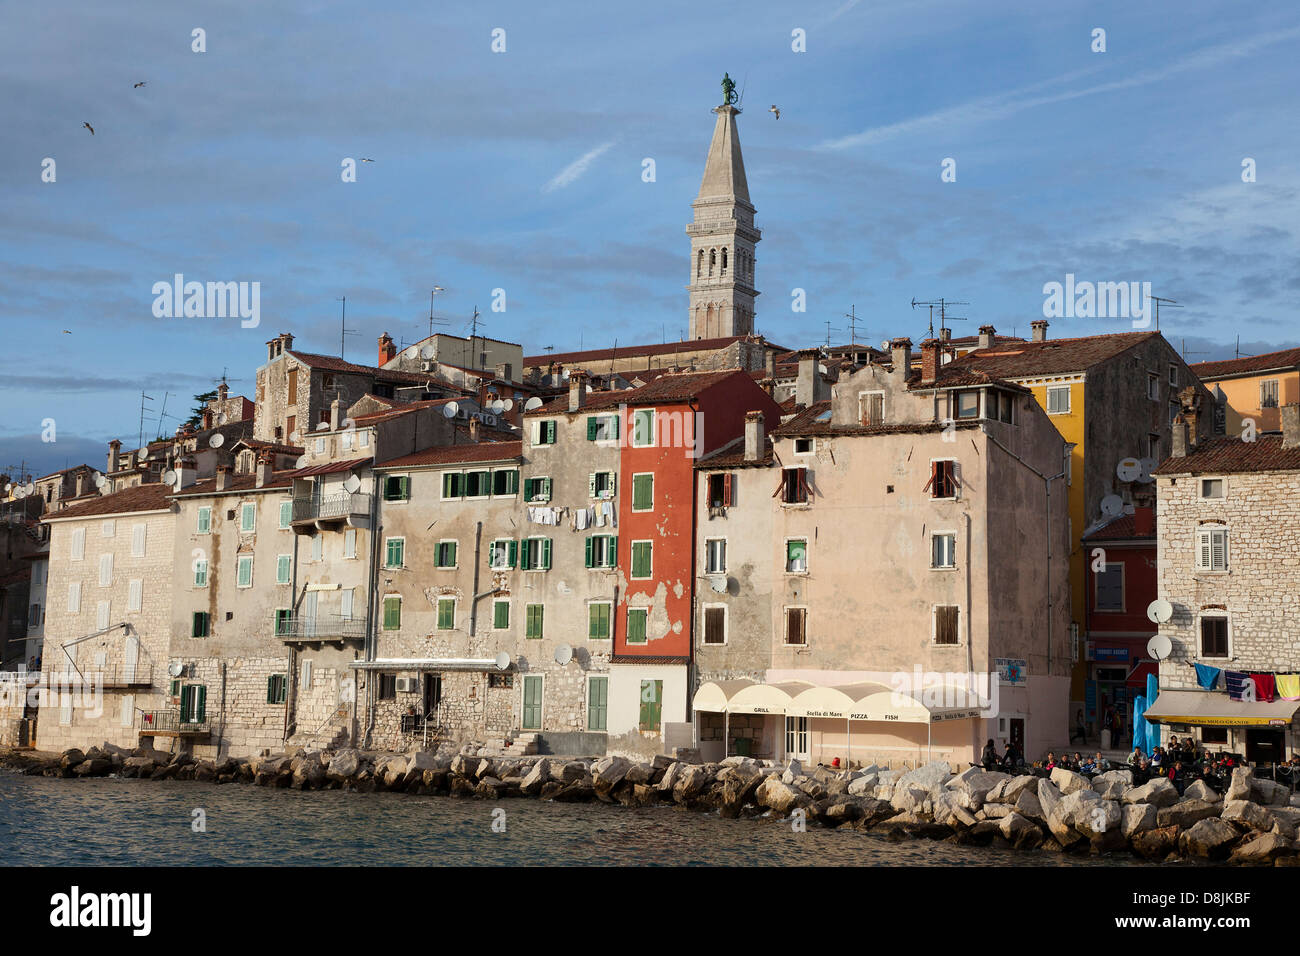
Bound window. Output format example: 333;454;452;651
279;501;292;529
489;539;518;569
1168;402;1180;427
96;600;110;630
639;679;663;732
1096;563;1123;611
533;420;557;445
440;472;464;500
522;675;543;730
1261;379;1279;408
491;468;519;496
193;557;208;587
102;520;115;538
524;477;552;502
703;605;726;645
705;473;731;509
131;523;146;557
383;475;410;501
1046;385;1070;415
385;537;405;569
342;430;353;451
28;603;41;628
779;467;810;504
179;684;207;724
587;415;619;442
311;533;323;562
934;605;960;645
1148;434;1161;460
274;608;293;636
1200;478;1225;499
70;527;85;560
589;602;612;640
955;391;980;419
996;392;1014;424
267;674;288;705
1147;373;1160;401
585;535;617;569
794;437;814;454
589;471;616;499
99;553;113;587
860;392;884;426
343;529;357;558
785;539;807;573
492;599;510;629
626;607;648;644
464;470;490;498
315;437;326;454
489;672;513;689
1169;364;1178;386
360;430;370;448
377;674;396;700
276;554;292;585
382;596;402;630
68;581;81;613
633;473;655;511
587;676;608;731
236;555;253;588
705;538;726;574
925;460;959;499
1196;527;1228;571
520;537;552;571
525;603;544;639
128;579;143;612
784;607;806;646
630;540;653;579
1201;616;1229;658
240;503;256;532
632;409;655;447
437;598;456;630
192;611;210;638
340;589;354;620
1202;726;1228;745
931;533;956;569
436;540;458;568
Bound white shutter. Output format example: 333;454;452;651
588;473;597;497
301;659;313;687
1197;530;1212;569
99;553;113;587
71;527;85;561
1212;529;1227;570
531;420;541;445
68;581;81;613
120;695;135;728
128;579;143;612
344;529;357;558
102;520;115;538
341;588;354;620
312;534;323;561
59;701;72;725
96;600;110;630
131;523;146;557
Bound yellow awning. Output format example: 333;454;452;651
1144;690;1299;727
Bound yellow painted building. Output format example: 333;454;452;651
1189;347;1300;436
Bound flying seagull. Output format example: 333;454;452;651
359;158;375;163
769;105;780;120
133;81;146;88
83;122;95;135
62;329;72;334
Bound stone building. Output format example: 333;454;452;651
1147;398;1300;763
1189;345;1300;436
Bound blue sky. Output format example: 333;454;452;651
3;0;1299;477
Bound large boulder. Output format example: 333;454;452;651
1252;778;1291;807
656;761;684;793
1132;825;1179;860
1037;779;1063;820
1050;767;1091;796
716;764;764;817
1229;831;1295;865
673;765;714;802
999;812;1044;850
406;751;439;773
847;772;879;797
981;804;1013;820
326;749;363;781
1221;799;1274;833
1015;789;1044;824
891;784;932;815
895;760;953;793
756;776;808;815
449;754;481;778
1225;766;1254;802
558;761;590;785
1091;770;1132;800
1121;777;1178;807
1270;807;1300;840
780;759;803;784
1179;817;1239;859
624;763;653;786
1121;803;1159;838
1183;779;1220;803
1072;796;1120;840
991;774;1039;805
948;767;1010;801
59;749;86;770
1157;799;1221;829
520;759;553;796
290;751;326;789
592;755;632;794
72;757;111;776
378;755;409;789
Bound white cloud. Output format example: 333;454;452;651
542;141;615;193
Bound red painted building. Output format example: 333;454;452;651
1081;506;1157;740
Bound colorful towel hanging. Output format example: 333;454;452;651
1226;670;1253;701
1250;673;1276;703
1194;663;1223;691
1276;674;1300;701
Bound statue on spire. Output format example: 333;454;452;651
721;72;738;106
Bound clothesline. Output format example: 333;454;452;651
1192;663;1299;702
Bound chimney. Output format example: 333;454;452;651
745;411;765;462
1178;386;1202;446
202;408;213;430
177;456;197;489
330;398;342;431
255;452;273;489
939;327;952;344
217;382;229;402
469;416;481;442
1031;320;1049;342
1171;414;1190;458
889;337;912;376
568;369;588;412
978;324;996;349
1133;505;1154;537
795;348;829;407
108;439;121;474
215;464;230;492
765;348;776;381
759;377;775;399
378;332;397;367
919;338;940;385
1282;403;1300;449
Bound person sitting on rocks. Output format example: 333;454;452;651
1127;747;1144;767
1093;752;1111;772
981;739;1000;771
1044;751;1059;770
1002;741;1021;770
1150;747;1164;768
1079;754;1097;774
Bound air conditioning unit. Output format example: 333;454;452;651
421;361;434;372
395;676;418;693
456;409;470;420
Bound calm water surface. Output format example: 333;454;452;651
0;772;1154;866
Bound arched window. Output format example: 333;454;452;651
709;249;716;277
721;247;728;276
696;249;704;278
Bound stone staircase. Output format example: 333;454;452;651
503;733;539;757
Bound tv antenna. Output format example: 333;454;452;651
467;306;484;369
137;392;155;451
823;318;841;348
428;286;449;340
1234;334;1254;360
338;296;360;360
1179;338;1211;361
911;298;968;339
843;305;863;345
1146;294;1180;332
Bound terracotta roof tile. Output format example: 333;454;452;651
1081;513;1156;542
526;370;747;415
281;457;373;479
1189;346;1300;380
694;435;774;469
169;472;293;497
41;483;174;521
378;441;523;469
524;336;788;368
287;350;438;387
1151;435;1300;475
925;331;1161;382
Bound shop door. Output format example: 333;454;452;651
1246;727;1285;765
1009;718;1025;756
785;716;809;762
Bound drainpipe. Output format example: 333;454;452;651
468;521;483;637
363;475;382;747
285;527;300;742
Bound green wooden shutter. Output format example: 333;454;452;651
525;604;543;639
437;598;454;629
627;608;647;644
587;417;598;441
545;421;556;443
399;476;409;499
541;538;552;569
180;685;192;721
520;540;531;571
507;540;518;568
383;597;401;630
196;686;206;722
279;501;291;527
494;601;509;628
522;676;542;730
588;677;608;731
639;680;662;731
588;604;600;639
267;676;278;704
610;416;620;439
584;537;594;568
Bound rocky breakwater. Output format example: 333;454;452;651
6;745;1300;865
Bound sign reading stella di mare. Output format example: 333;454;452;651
995;659;1027;684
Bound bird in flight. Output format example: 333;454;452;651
133;81;146;88
359;158;375;163
62;329;72;334
769;105;781;120
83;122;95;135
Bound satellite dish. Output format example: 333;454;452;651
503;399;514;411
94;474;107;490
3;483;10;494
342;475;362;494
442;402;458;419
139;449;150;461
1100;494;1124;517
12;485;25;499
524;397;543;411
167;662;184;677
295;455;308;469
1137;458;1157;483
289;431;300;444
1146;600;1174;625
209;433;225;449
554;644;573;665
880;339;891;351
1147;634;1173;661
1116;458;1141;482
420;344;435;360
494;652;511;671
709;575;727;593
491;399;505;414
162;470;177;487
315;421;330;431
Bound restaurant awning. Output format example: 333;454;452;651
692;679;756;713
697;679;986;723
725;681;815;715
786;682;894;719
1144;689;1300;727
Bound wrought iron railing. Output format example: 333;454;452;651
275;614;366;640
138;710;211;735
292;493;371;522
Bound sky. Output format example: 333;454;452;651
2;0;1299;478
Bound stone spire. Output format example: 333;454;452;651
686;104;760;340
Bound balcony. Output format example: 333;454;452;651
138;710;211;737
291;493;371;531
275;613;366;644
89;663;154;689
